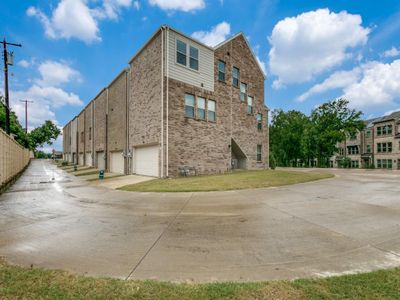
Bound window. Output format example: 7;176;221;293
377;126;382;136
69;136;71;145
257;113;262;130
197;97;205;120
351;160;359;168
240;82;247;102
189;46;199;70
366;130;371;138
208;100;216;121
377;159;393;169
184;94;195;118
347;145;359;155
377;124;393;136
256;145;262;161
80;132;84;143
176;40;187;66
232;67;240;87
350;133;357;140
366;144;371;153
377;142;392;153
386;125;393;135
247;96;253;114
218;60;225;81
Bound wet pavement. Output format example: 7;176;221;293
1;159;400;283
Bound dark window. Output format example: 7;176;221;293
256;144;262;161
366;145;371;153
350;133;357;140
80;132;84;143
347;145;359;155
89;127;92;140
257;113;262;130
218;60;225;81
232;67;240;87
189;46;199;70
176;40;187;66
247;96;253;114
366;130;371;138
240;82;247;101
208;100;216;121
184;94;195;118
197;97;205;120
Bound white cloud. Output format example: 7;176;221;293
384;108;400;116
269;9;370;87
27;0;133;43
382;46;400;58
148;0;205;12
36;61;81;87
256;56;267;76
192;22;231;47
298;60;400;109
18;60;31;68
10;60;83;131
298;68;361;102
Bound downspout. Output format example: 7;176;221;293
160;27;164;178
166;27;169;177
105;88;109;171
125;69;129;175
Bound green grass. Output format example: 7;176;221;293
118;170;334;192
1;259;400;299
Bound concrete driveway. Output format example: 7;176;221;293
1;160;400;283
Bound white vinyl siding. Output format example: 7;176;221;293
168;30;214;92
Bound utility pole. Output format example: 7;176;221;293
20;99;33;133
2;38;22;134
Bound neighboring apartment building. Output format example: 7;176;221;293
331;111;400;169
63;25;269;177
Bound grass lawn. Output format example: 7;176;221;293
1;260;400;299
119;170;333;192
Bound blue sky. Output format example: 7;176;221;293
1;0;400;151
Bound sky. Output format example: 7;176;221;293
1;0;400;152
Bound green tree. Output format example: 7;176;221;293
310;98;365;167
29;120;61;149
269;109;310;167
0;100;30;148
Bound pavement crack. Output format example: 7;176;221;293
125;193;194;280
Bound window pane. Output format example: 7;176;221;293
190;58;198;70
197;97;205;120
208;111;216;121
247;96;253;114
185;94;194;106
208;100;215;112
190;46;198;59
240;83;247;101
218;61;225;72
257;145;262;161
177;40;186;53
232;67;239;87
177;52;186;66
185;106;194;118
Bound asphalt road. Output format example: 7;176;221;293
1;160;400;283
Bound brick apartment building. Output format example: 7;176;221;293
331;111;400;169
63;25;269;177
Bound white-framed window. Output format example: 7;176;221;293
197;97;205;120
176;40;187;66
257;113;262;130
184;94;195;118
256;144;262;161
232;67;240;87
247;96;253;114
240;82;247;102
189;46;199;70
208;100;216;121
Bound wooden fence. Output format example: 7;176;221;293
0;128;30;190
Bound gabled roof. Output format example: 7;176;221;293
214;32;267;80
372;110;400;124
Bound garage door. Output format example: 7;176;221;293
96;151;105;171
110;151;125;174
135;145;159;177
85;152;92;167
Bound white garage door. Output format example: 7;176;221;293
78;154;84;165
135;145;159;177
96;151;105;171
85;152;92;167
110;151;125;174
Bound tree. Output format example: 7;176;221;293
0;97;60;152
269;109;310;167
310;98;365;167
29;120;61;149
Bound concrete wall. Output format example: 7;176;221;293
0;129;30;191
